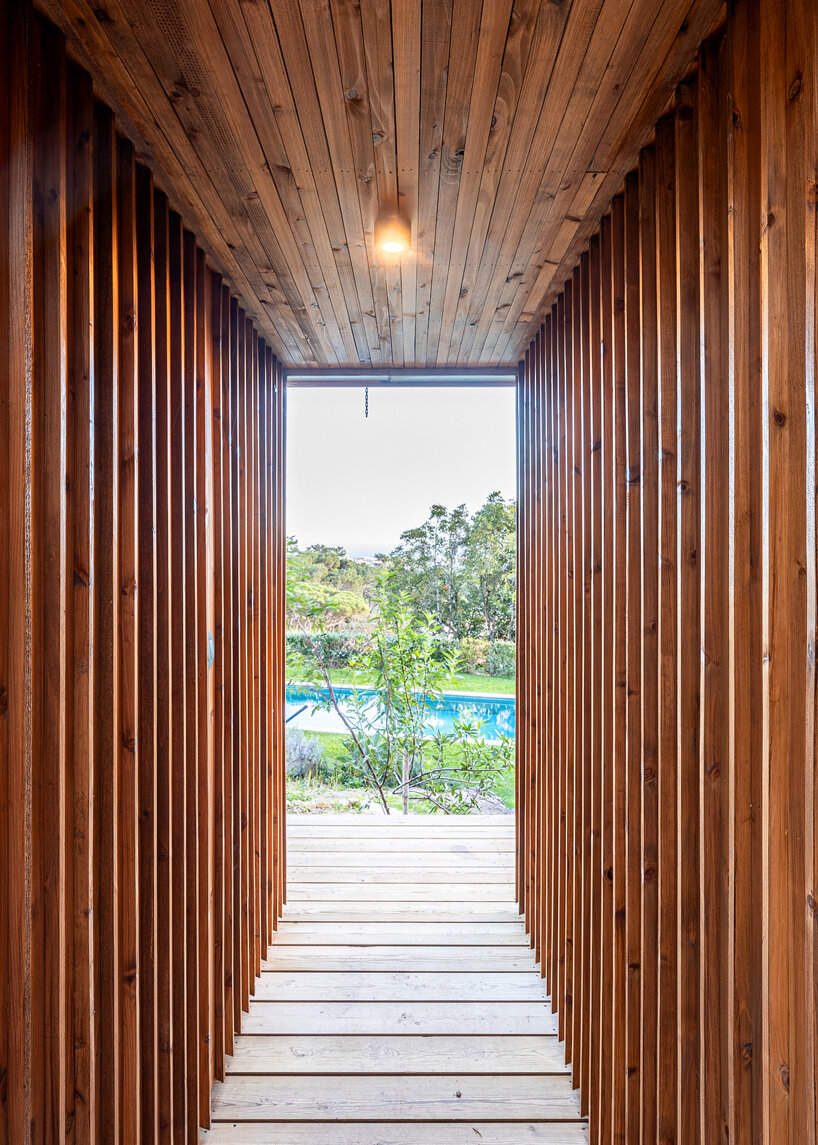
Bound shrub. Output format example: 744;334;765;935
459;636;491;674
486;639;516;678
286;629;365;670
458;636;515;677
286;728;329;780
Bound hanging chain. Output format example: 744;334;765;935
365;385;369;419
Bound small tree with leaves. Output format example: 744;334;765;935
289;572;512;814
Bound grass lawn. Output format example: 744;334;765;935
289;665;515;697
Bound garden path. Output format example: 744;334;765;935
202;814;587;1143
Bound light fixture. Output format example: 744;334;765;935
374;212;411;255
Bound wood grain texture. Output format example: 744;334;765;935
0;22;286;1141
35;0;723;366
515;10;818;1143
210;818;583;1135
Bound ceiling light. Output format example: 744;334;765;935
375;213;411;255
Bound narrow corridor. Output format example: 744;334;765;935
204;815;586;1142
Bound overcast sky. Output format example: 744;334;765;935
286;385;517;556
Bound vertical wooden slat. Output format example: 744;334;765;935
31;22;68;1144
697;37;728;1145
587;232;603;1145
66;60;96;1145
598;210;615;1145
654;111;679;1145
0;5;34;1140
194;247;212;1129
167;209;187;1141
152;188;174;1145
579;248;593;1116
182;229;199;1145
637;144;659;1145
623;169;642;1145
611;191;627;1145
210;272;226;1082
116;134;140;1145
136;158;158;1145
93;98;120;1145
675;78;702;1145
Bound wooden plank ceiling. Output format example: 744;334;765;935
40;0;722;367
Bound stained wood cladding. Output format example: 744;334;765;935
516;3;818;1142
0;10;287;1142
34;0;726;369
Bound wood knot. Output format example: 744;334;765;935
122;733;136;753
788;73;802;102
644;864;657;883
772;408;787;428
0;686;7;718
345;88;360;102
806;892;817;916
779;1062;790;1093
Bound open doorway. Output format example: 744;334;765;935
283;372;518;818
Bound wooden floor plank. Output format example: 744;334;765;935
268;921;529;944
287;838;516;853
207;815;583;1136
240;1001;560;1036
262;945;537;970
210;1074;580;1121
254;971;548;1001
278;903;525;922
287;884;515;901
223;1034;569;1074
201;1122;589;1143
292;867;516;883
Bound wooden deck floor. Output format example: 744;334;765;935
203;814;587;1144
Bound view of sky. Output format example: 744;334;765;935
286;385;517;556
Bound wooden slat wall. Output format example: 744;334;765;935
516;3;818;1142
0;10;287;1143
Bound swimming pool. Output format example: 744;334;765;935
286;682;515;742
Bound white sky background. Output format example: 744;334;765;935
286;385;517;556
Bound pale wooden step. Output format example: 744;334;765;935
287;883;514;901
240;1001;559;1036
224;1033;568;1074
210;1074;579;1121
279;902;523;922
288;837;516;853
254;971;547;1002
291;867;515;883
268;921;529;945
289;851;514;866
201;1122;588;1143
262;945;536;971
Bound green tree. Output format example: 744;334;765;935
388;503;471;637
464;491;516;655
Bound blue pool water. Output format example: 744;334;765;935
286;683;515;742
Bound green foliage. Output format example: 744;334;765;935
459;636;516;677
384;492;516;657
285;728;330;781
294;575;514;814
286;630;365;670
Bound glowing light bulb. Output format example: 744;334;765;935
375;213;411;256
